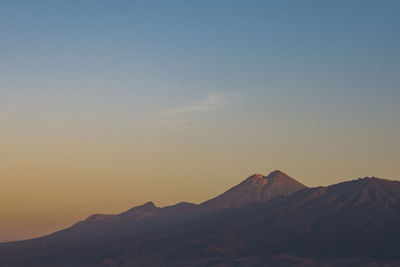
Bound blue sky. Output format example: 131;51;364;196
2;1;399;97
1;0;400;182
2;1;399;132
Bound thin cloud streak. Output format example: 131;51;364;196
165;93;233;115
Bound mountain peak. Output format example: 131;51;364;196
250;174;264;179
144;201;156;207
267;169;285;177
121;201;158;215
248;170;290;180
245;170;296;186
200;170;307;211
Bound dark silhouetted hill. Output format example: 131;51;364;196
1;173;400;266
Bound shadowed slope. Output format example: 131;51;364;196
2;174;399;266
199;170;307;211
141;177;400;262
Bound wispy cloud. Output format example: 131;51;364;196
165;93;233;115
157;93;234;127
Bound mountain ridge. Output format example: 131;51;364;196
1;172;400;266
73;170;306;226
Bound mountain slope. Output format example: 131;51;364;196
200;170;307;211
1;174;400;266
64;170;305;233
7;171;303;246
132;177;400;264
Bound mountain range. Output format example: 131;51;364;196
1;170;400;266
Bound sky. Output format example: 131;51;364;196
1;0;399;242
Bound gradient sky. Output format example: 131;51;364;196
1;0;400;242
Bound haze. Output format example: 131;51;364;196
1;0;399;242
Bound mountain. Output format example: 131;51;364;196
200;170;306;211
41;201;199;243
32;171;303;243
1;173;400;266
125;177;400;265
75;201;196;226
73;170;305;227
